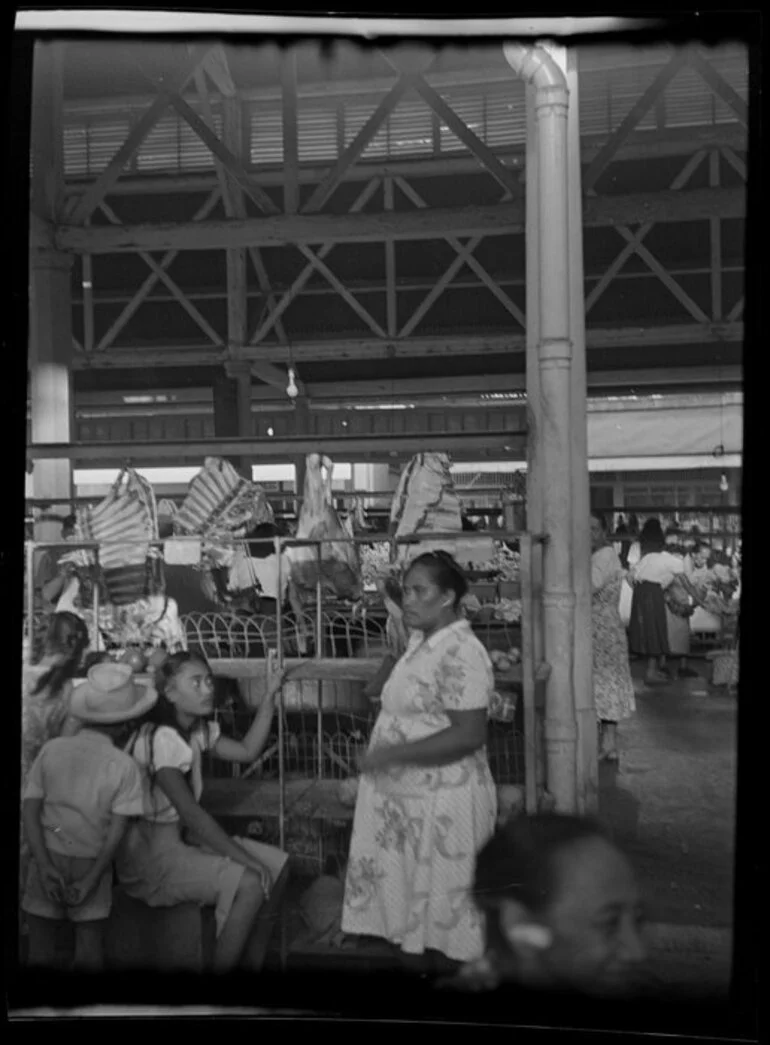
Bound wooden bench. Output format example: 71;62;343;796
105;865;290;973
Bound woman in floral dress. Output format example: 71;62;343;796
590;514;636;763
342;551;497;975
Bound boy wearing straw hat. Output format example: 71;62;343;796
21;663;156;971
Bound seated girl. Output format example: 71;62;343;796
116;651;291;973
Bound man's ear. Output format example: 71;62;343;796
499;898;553;952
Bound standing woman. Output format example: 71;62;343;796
342;550;497;976
590;513;636;763
116;651;291;972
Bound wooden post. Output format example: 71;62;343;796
29;41;73;540
213;368;249;479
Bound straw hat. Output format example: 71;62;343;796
69;662;157;724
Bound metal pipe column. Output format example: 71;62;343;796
504;42;578;813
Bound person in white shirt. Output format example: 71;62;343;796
116;651;292;972
628;519;689;686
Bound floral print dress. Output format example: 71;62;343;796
341;619;497;963
592;547;636;722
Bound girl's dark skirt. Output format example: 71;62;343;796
628;580;670;658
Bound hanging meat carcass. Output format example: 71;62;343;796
172;457;274;614
285;455;362;654
377;453;495;663
174;456;273;568
390;452;496;569
60;467;163;607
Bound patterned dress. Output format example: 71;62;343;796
592;547;636;723
341;619;497;963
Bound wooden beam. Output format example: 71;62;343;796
81;252;94;353
72;364;744;404
720;145;747;182
583;50;692;192
27;430;528;464
586;149;708;314
74;322;744;370
203;45;237;98
726;298;743;323
690;49;748;126
709;149;722;321
68;47;211;225
301;73;417;214
382;52;520;197
30;41;66;222
395;175;525;329
618;228;710;323
98;200;225;346
297;245;387;338
60;125;751;197
250;178;381;344
94;189;221;353
55;187;745;255
384;178;397;337
165;91;280;216
281;47;300;215
399;235;483;338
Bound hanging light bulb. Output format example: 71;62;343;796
720;473;729;494
286;367;299;399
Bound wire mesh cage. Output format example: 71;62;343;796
181;610;388;661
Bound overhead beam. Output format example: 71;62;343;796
76;260;746;308
27;430;527;464
60;126;750;198
70;322;744;369
55;187;744;254
67;47;211;225
583;50;692;192
72;365;744;409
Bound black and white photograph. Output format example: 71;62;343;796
8;6;760;1035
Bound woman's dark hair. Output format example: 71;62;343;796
590;510;608;532
126;651;211;794
639;518;665;555
407;550;469;609
31;612;90;700
473;814;610;961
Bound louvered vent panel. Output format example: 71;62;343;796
63;125;89;176
86;119;132;173
298;105;338;162
59;48;748;178
484;83;526;148
388;99;435;156
250;107;283;165
665;56;747;128
179;113;223;170
135;115;181;172
605;63;662;132
438;89;485;153
579;72;613;136
342;98;389;158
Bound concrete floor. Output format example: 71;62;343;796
599;659;736;929
597;658;737;995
